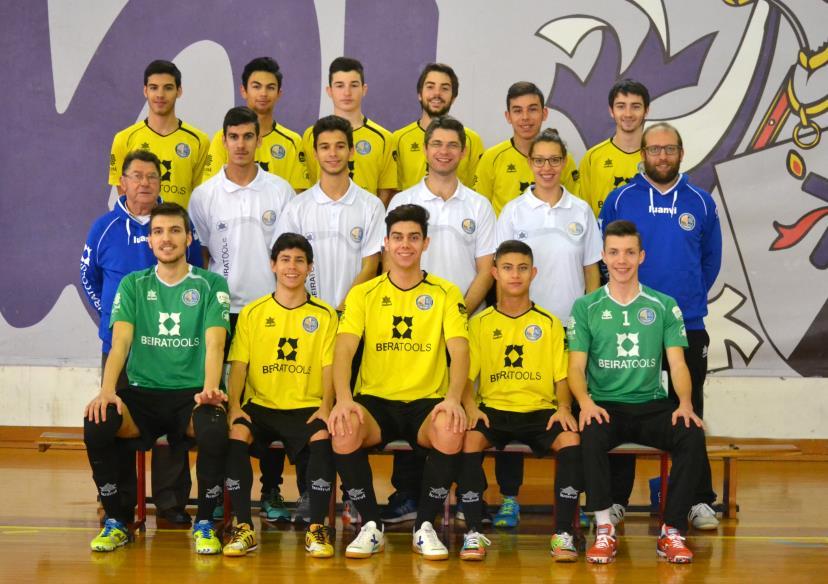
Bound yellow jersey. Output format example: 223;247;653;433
339;272;468;401
578;138;643;216
302;117;397;194
202;122;310;191
109;119;210;208
469;304;568;413
472;138;579;215
228;293;337;410
391;121;484;190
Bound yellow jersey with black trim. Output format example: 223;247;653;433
301;117;397;194
228;293;337;410
391;121;484;190
201;122;311;191
578;138;643;216
339;272;468;402
469;304;568;413
109;119;210;208
472;139;579;215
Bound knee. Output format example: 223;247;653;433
331;432;361;455
429;426;463;454
552;431;580;451
462;431;488;453
83;405;122;448
192;405;228;451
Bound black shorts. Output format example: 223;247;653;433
118;386;202;452
473;404;566;457
234;402;327;464
355;394;442;451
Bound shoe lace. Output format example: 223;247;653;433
662;530;687;549
101;519;123;536
352;523;378;547
419;525;442;548
310;525;329;545
553;532;574;549
193;521;213;539
465;531;491;548
229;525;251;545
593;533;614;549
268;491;286;507
691;503;714;518
499;497;518;515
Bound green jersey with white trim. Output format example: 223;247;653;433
566;284;687;404
110;266;231;390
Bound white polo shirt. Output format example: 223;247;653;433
496;186;602;323
189;167;294;312
275;180;384;307
387;178;496;295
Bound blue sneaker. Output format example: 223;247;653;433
260;489;291;522
493;496;520;528
212;504;224;522
380;495;417;524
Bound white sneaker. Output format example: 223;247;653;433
413;521;448;560
688;503;719;530
345;520;384;559
609;503;626;526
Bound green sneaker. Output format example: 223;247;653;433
90;518;129;552
550;532;578;562
493;496;520;528
260;489;291;522
192;520;222;555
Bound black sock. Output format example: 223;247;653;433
334;449;380;524
456;452;485;531
554;445;584;534
225;439;253;525
84;406;127;523
192;405;228;522
307;440;335;525
415;450;459;530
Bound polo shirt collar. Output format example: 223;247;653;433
311;179;358;205
527;186;573;209
221;166;266;193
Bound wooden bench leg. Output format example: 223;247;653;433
723;458;738;518
658;452;669;521
135;450;146;532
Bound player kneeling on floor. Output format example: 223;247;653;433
223;233;338;558
83;203;231;554
458;240;583;562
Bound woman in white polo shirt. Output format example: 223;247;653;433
496;129;601;325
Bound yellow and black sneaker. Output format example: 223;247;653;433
223;522;258;556
305;523;335;558
90;518;129;552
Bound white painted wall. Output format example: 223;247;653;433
1;365;825;439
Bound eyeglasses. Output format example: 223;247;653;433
426;140;463;151
124;172;161;183
643;145;681;156
530;156;564;168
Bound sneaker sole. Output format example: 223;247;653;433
657;549;693;563
412;545;449;560
91;541;127;552
261;513;292;522
493;520;519;528
223;544;258;557
691;519;719;530
305;547;334;559
586;554;616;564
345;545;383;559
459;552;486;561
552;552;578;563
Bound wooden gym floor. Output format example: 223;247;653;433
0;445;825;583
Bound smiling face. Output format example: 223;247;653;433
384;220;429;272
529;141;565;190
610;91;648;136
121;159;160;212
419;71;455;117
315;129;353;177
424;127;464;177
506;93;548;142
148;213;191;265
642;127;684;187
223;122;259;168
602;234;645;286
271;247;310;291
492;251;536;299
241;70;281;116
143;73;181;117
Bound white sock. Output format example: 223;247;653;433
594;508;612;528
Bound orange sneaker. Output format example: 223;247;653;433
586;524;617;564
657;526;694;563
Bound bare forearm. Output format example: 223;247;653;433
464;271;493;314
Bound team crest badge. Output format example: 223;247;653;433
461;218;476;234
350;226;364;243
271;144;286;159
355;140;371;155
679;213;696;231
262;210;277;226
524;324;543;341
216;291;230;306
637;307;656;325
416;294;434;311
567;222;584;236
303;316;319;333
181;289;200;306
175;143;191;158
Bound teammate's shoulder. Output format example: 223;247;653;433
459;182;495;208
422;272;463;296
272;122;303;143
114;120;146;138
528;303;560;326
191;266;226;286
576;286;606;309
481;139;513;159
464;126;483;141
351;272;388;296
363;117;391;136
639;285;678;310
583;137;613;158
392;120;420;139
178;120;210;142
306;295;338;318
565;188;593;212
257;167;293;191
239;293;275;317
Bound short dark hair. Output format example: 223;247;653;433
313;115;354;149
494;240;534;264
424;116;466;150
144;60;181;87
506;81;545;109
416;63;459;99
122;149;162;176
270;232;314;264
329;57;364;85
528;128;568;159
241;56;283;90
642;122;683;150
603;219;642;249
385;204;429;238
223;106;260;136
608;78;650;109
150;202;191;233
